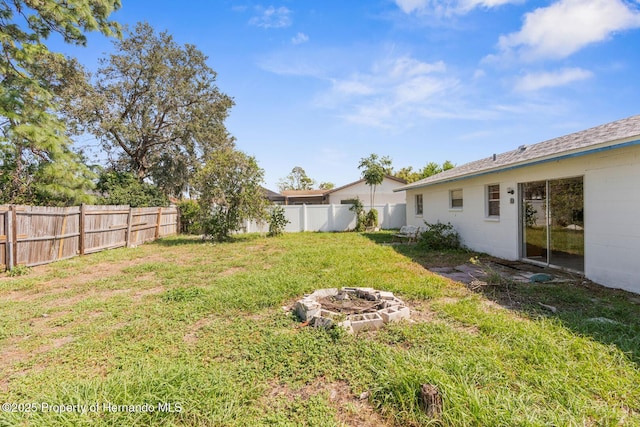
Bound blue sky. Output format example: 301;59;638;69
58;0;640;190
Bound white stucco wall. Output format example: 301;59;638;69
328;178;406;206
405;144;640;294
245;203;406;233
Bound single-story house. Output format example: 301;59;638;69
326;175;407;206
262;187;286;205
396;114;640;294
280;189;330;205
269;175;407;206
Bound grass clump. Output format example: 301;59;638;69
6;264;31;277
162;287;205;302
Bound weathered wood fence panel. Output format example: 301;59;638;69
83;205;130;254
0;206;8;270
1;204;178;271
130;207;162;247
15;206;81;267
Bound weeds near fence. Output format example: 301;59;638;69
6;265;30;277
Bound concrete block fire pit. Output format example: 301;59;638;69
294;287;410;333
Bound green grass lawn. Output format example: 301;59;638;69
1;232;639;426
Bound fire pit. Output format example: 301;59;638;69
294;287;410;333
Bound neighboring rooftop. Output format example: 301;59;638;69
397;114;640;191
280;189;329;197
325;174;406;195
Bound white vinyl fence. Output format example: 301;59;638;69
244;203;406;233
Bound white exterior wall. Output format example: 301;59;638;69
246;203;407;233
328;178;406;206
405;144;640;294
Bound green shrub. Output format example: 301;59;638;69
418;220;461;250
365;208;379;228
177;199;202;234
201;207;235;242
267;205;289;236
348;197;366;232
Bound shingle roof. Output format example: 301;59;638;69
397;114;640;191
280;189;328;197
262;187;283;198
326;174;406;195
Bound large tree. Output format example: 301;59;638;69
196;148;268;241
277;166;315;192
0;0;121;205
71;22;234;198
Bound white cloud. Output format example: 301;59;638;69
498;0;640;61
387;57;446;77
249;6;292;28
291;32;309;45
459;0;525;13
394;0;522;16
514;68;594;91
323;55;458;127
473;69;486;79
395;0;429;14
331;79;374;96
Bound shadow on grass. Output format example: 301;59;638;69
363;231;640;365
154;233;266;247
154;235;205;247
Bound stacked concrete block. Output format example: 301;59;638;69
378;291;395;300
350;312;385;332
294;298;321;321
294;287;411;334
309;288;339;299
379;306;411;323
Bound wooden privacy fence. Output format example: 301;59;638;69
0;204;178;271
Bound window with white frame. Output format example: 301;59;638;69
415;194;423;215
450;189;463;209
487;184;500;217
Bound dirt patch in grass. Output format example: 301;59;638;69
40;336;74;352
263;378;391;427
131;286;165;301
0;337;30;367
405;300;439;323
183;316;215;344
219;266;246;277
0;335;75;381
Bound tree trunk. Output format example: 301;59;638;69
420;384;442;418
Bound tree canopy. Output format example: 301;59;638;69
0;0;121;205
358;153;392;209
318;182;335;190
196;148;268;241
277;166;316;192
393;161;455;183
69;22;234;198
95;169;169;207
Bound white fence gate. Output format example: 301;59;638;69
244;203;406;233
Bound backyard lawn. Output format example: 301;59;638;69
0;232;639;426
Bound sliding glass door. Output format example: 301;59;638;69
521;177;584;272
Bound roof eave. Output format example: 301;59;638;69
396;137;640;192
